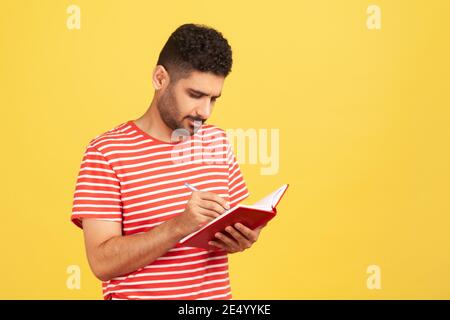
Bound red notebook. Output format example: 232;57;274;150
179;184;289;250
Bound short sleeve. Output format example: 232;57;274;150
226;138;250;207
71;144;122;229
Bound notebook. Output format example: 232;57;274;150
179;184;289;250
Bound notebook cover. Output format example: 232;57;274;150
179;206;276;250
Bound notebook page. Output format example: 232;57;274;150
251;184;288;210
270;184;289;208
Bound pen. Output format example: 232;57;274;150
184;182;199;192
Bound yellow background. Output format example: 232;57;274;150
1;0;449;299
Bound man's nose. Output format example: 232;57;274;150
195;100;212;120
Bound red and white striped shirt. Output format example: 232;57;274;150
71;120;249;300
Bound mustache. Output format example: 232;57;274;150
186;117;206;124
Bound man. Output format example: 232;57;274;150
71;24;265;300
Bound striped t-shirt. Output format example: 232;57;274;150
71;120;249;300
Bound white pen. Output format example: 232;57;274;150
184;182;199;192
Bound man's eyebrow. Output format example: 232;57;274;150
188;88;221;99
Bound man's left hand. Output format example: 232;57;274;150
208;222;267;253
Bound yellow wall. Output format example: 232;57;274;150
1;0;449;299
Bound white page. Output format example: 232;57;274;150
251;184;288;210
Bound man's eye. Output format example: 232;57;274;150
190;93;202;99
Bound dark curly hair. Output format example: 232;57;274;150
157;23;233;81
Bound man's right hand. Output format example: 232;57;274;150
174;191;230;236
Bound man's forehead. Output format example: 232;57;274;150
180;71;224;95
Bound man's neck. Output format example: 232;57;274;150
134;101;174;143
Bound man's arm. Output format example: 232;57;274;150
82;191;229;282
82;218;184;281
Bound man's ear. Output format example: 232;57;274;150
152;65;170;90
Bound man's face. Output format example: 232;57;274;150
157;70;225;135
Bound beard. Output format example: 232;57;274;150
157;86;205;135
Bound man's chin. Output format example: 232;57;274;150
190;126;201;135
186;127;195;135
174;124;196;137
186;120;202;134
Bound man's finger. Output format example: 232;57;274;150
225;226;252;249
234;223;257;242
208;240;226;251
214;232;239;251
199;192;230;210
198;208;220;219
198;199;227;215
